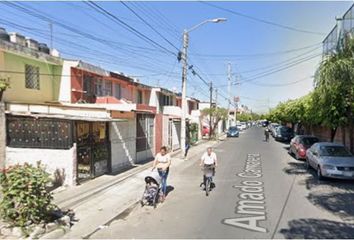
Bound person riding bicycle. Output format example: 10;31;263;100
264;128;270;142
199;147;218;189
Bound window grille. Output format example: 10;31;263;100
25;64;40;90
7;117;73;149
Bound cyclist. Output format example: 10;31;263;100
264;128;270;142
199;147;218;189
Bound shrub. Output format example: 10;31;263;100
0;162;57;231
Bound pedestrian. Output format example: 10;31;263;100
264;128;269;142
199;147;218;189
152;146;171;202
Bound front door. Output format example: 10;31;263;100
76;121;110;183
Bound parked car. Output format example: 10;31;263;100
274;126;294;142
289;135;319;160
227;126;239;137
239;122;247;131
306;142;354;180
202;126;209;136
269;123;280;137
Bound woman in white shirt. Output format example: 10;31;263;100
200;147;218;188
152;146;171;201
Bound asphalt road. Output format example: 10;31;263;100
91;127;354;239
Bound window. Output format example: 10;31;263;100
25;64;40;90
95;79;103;96
96;80;112;97
83;75;94;96
103;81;112;96
114;83;121;99
7;117;73;149
137;90;143;104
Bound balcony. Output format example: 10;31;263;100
163;106;182;117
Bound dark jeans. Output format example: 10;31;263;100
203;164;215;186
158;168;169;195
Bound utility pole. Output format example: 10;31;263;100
209;81;213;140
215;88;218;109
181;30;188;157
180;18;226;155
227;62;231;128
215;88;218;137
49;22;53;50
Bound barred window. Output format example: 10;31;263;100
7;117;73;149
114;83;121;99
95;79;112;97
25;64;40;90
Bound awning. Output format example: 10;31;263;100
133;109;155;114
6;112;128;122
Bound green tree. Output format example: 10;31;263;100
202;107;228;139
316;35;354;150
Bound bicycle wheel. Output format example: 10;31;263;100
205;178;210;196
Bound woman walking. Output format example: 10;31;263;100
152;146;171;202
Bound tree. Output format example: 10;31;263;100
201;107;228;139
316;35;354;150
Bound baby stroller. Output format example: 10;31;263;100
140;171;162;208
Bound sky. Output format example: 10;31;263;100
0;1;352;113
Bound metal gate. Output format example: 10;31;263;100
76;122;110;182
136;114;154;162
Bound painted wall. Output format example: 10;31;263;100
2;51;62;103
6;146;76;186
59;60;78;103
109;120;136;173
155;113;163;154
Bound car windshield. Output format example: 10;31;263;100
229;127;238;131
301;137;319;146
278;127;292;134
320;146;353;157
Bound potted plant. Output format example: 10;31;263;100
0;77;10;101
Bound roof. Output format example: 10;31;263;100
316;142;345;147
0;39;62;65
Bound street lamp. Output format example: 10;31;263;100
180;18;226;158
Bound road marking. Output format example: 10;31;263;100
222;154;268;233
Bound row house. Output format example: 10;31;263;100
0;27;202;187
0;29;157;186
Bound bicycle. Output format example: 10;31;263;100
202;165;215;196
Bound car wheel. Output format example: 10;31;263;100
288;147;292;155
317;166;324;180
305;158;310;170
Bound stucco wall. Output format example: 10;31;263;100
6;146;76;186
109;120;136;172
2;51;62;103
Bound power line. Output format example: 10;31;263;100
200;1;326;36
239;53;321;84
86;1;176;56
248;76;313;87
120;1;180;51
189;42;322;58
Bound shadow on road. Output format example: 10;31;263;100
166;185;175;197
308;192;354;221
283;161;354;221
279;218;354;239
283;162;308;175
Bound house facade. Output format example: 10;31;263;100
0;27;201;187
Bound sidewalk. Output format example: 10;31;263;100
46;136;225;239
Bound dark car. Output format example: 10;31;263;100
289;135;319;160
227;126;239;137
274;126;294;142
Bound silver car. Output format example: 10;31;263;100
306;142;354;180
